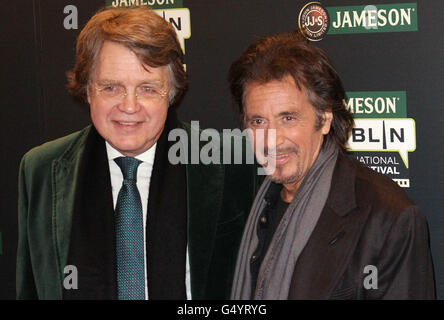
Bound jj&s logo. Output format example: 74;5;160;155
298;2;330;41
298;2;418;39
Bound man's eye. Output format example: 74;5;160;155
141;86;152;92
139;86;156;95
283;116;294;121
103;85;115;91
100;85;119;93
251;119;264;126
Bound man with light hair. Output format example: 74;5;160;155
17;7;256;300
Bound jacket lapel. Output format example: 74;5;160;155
145;111;188;299
63;126;117;299
51;127;91;298
52;126;117;299
289;152;371;299
184;123;224;299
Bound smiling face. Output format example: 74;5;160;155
244;75;332;193
88;41;170;157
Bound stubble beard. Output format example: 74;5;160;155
263;147;303;185
268;162;303;185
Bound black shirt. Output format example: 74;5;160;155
250;182;289;297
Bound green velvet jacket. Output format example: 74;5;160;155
17;123;259;299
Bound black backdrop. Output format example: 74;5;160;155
1;0;443;299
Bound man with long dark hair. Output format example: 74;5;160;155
229;32;435;300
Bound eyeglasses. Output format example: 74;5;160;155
93;82;168;102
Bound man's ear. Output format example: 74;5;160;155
87;85;91;104
321;110;333;135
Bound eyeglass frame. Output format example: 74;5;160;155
90;81;169;102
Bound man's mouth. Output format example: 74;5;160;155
266;153;291;165
114;121;140;126
270;154;289;159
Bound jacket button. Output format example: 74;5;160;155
251;255;258;262
259;216;267;226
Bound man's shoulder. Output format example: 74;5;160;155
342;154;416;217
332;154;429;255
21;126;91;171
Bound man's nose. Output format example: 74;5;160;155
265;125;285;152
118;91;141;114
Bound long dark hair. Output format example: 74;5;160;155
228;31;354;150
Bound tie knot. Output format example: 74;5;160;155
114;157;142;181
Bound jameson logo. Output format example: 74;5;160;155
107;0;183;9
347;91;406;118
327;3;417;34
346;91;416;188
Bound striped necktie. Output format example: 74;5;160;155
114;156;145;300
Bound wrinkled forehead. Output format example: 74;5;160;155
242;74;307;101
90;41;171;86
243;76;308;104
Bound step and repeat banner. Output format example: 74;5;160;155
1;0;443;299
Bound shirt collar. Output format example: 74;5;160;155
105;141;157;165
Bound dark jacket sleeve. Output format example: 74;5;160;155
16;154;38;299
375;205;435;299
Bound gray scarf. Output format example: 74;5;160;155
231;139;339;299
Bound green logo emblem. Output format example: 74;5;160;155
346;92;416;187
106;0;183;9
327;3;418;34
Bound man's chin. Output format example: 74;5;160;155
268;171;301;185
110;142;144;157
